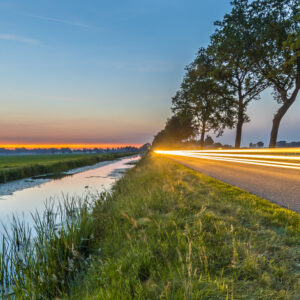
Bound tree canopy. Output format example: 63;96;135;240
208;0;267;148
152;0;299;149
249;0;299;147
172;48;235;148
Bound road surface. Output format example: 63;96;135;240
164;155;300;213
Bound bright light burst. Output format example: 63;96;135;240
154;148;300;170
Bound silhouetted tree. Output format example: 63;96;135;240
209;0;267;148
249;0;299;147
257;141;264;148
204;135;214;146
173;48;235;148
277;141;287;147
152;113;196;148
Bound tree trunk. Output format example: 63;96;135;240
269;90;299;148
235;100;244;149
269;114;281;148
269;55;300;147
199;121;206;149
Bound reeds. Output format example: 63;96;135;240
0;193;104;299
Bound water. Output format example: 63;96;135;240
0;155;139;297
0;155;139;227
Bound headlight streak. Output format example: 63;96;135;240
154;149;300;171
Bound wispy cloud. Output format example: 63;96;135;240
25;14;95;29
111;59;174;73
0;34;39;44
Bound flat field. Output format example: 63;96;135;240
0;154;98;168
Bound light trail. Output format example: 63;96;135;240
154;149;300;170
156;148;300;153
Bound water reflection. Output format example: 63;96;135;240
0;156;139;224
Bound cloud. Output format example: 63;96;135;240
25;14;95;29
0;34;39;44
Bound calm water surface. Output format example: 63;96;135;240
0;156;139;225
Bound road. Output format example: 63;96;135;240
157;152;300;212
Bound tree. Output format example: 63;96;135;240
152;130;167;148
204;135;214;146
152;113;196;148
249;0;299;147
257;141;264;148
214;142;223;148
277;140;287;147
139;143;151;153
173;48;235;148
209;0;267;148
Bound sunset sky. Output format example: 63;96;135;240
0;0;299;148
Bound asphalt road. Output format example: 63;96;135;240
168;155;300;213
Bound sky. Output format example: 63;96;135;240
0;0;299;148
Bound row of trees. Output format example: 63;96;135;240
154;0;299;149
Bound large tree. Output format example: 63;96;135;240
173;48;234;148
249;0;299;147
152;112;196;149
209;0;267;148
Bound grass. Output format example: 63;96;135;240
0;153;135;183
69;153;300;299
1;153;299;299
0;195;100;299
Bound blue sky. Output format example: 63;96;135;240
0;0;299;146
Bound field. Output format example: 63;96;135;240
0;154;95;168
0;153;134;183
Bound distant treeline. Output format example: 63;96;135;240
277;141;300;148
153;0;299;150
0;144;150;155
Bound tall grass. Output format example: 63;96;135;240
0;193;104;299
2;154;299;299
69;154;300;299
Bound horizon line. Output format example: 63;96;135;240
0;144;143;150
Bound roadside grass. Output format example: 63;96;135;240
0;153;134;183
69;154;300;299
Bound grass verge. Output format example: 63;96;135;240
0;153;135;183
1;154;299;299
69;154;300;299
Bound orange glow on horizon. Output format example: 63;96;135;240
0;144;142;150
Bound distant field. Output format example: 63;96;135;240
0;154;101;169
0;153;134;183
0;154;94;168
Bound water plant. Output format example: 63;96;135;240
0;193;103;299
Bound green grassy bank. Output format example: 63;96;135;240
0;153;135;183
2;154;299;299
68;154;300;299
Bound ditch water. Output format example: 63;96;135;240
0;155;139;230
0;155;140;297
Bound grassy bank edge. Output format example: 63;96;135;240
68;154;300;299
0;152;137;183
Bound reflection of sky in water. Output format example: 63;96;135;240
0;156;138;226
